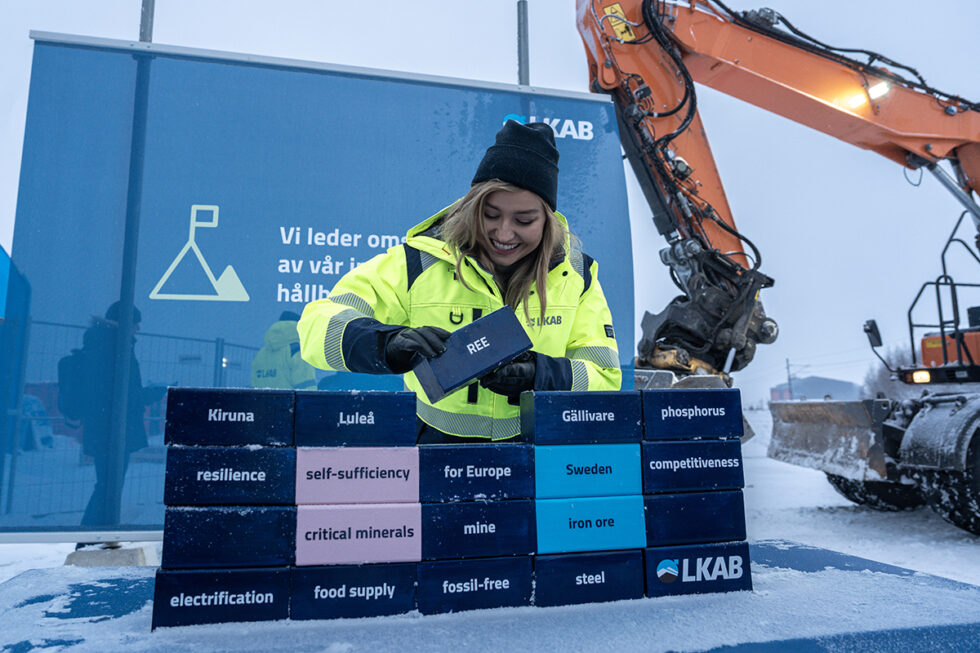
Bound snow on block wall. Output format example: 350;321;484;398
293;391;417;447
290;563;417;620
421;500;535;560
412;308;532;403
520;390;643;444
164;446;297;506
642;440;745;493
644;541;752;597
161;506;296;569
418;443;534;502
534;549;645;607
151;567;291;629
417;556;533;614
641;388;743;439
534;443;642;498
644;491;746;546
165;387;295;446
294;447;420;504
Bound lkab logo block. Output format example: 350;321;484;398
294;391;417;446
645;541;752;597
165;387;294;446
520;391;642;444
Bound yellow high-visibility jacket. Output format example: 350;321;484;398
298;206;621;440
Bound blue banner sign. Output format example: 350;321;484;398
0;34;632;533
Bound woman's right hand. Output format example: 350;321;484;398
384;326;452;373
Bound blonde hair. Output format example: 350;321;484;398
439;180;568;319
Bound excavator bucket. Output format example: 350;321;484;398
767;400;890;481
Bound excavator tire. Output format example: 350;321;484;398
919;435;980;535
824;473;925;511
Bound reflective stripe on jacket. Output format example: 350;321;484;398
298;206;621;440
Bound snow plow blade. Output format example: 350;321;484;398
767;400;890;480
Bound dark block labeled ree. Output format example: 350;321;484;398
645;541;752;596
294;391;416;446
534;550;644;607
165;387;294;446
642;440;744;494
164;446;296;506
419;444;534;502
295;447;419;504
290;563;417;620
535;495;646;554
520;391;642;444
642;388;742;440
535;443;641;499
422;500;535;560
162;506;296;569
152;567;290;629
417;556;533;614
412;307;532;403
644;491;746;546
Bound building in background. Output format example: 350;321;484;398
770;376;862;401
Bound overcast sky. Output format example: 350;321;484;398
3;0;979;404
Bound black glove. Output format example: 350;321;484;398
480;351;536;398
385;326;452;374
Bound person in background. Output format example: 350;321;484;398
298;120;621;442
251;310;317;390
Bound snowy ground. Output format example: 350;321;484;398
1;408;978;587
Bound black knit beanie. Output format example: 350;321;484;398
471;120;560;210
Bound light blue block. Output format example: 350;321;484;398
535;495;646;554
534;444;641;499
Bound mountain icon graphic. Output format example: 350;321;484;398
657;559;679;583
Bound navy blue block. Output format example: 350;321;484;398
164;447;296;506
151;567;290;629
642;440;744;493
641;388;743;440
417;556;533;614
294;391;416;446
290;563;417;619
422;500;535;560
534;550;644;607
419;444;534;502
413;308;532;403
520;391;642;444
645;541;752;596
162;506;296;569
164;387;294;446
644;491;746;546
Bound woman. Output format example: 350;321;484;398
298;120;621;442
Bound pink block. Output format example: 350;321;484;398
296;504;422;565
295;447;419;504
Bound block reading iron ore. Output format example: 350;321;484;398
151;567;290;629
421;500;535;560
645;541;752;597
164;446;296;506
295;447;419;504
419;444;534;502
534;443;641;499
534;550;644;607
290;563;417;619
294;391;416;446
162;506;296;569
642;440;744;494
417;556;533;614
520;391;641;444
535;494;646;554
642;388;743;440
164;387;294;446
412;308;533;403
644;490;746;546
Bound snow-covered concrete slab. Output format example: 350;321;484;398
1;540;979;652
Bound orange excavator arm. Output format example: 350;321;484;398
576;0;980;379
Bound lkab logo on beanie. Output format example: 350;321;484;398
472;120;560;210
